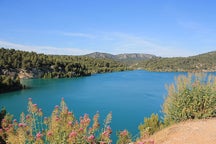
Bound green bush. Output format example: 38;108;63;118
163;73;216;125
138;113;162;136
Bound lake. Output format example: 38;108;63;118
0;70;184;141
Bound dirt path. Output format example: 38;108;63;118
149;118;216;144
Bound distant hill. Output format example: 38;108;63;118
85;52;116;59
85;52;157;64
136;51;216;72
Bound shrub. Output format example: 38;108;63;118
138;113;162;136
0;108;7;144
163;73;216;125
0;98;158;144
116;129;132;144
0;98;112;144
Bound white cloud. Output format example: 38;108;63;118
0;40;92;55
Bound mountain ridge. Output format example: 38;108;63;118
85;52;157;61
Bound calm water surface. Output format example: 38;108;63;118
0;70;185;141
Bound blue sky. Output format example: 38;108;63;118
0;0;216;57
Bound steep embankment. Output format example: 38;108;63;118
149;118;216;144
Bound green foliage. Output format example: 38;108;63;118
0;75;23;93
0;48;127;79
139;113;162;136
163;73;216;125
136;51;216;72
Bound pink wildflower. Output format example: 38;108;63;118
36;132;43;139
106;126;112;134
68;121;72;126
47;131;52;136
69;131;77;138
55;117;59;121
18;123;26;127
102;131;109;137
28;98;32;101
79;127;84;132
0;129;3;133
26;115;30;119
88;134;95;141
55;105;59;109
32;104;38;112
18;123;23;127
38;108;43;116
120;130;128;136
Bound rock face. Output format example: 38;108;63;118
18;69;44;79
85;52;156;61
0;68;44;79
18;70;34;79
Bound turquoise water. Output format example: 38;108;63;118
0;70;184;141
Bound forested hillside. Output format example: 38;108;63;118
0;48;127;79
0;48;127;93
136;51;216;72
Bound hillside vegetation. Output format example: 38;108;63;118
0;48;128;93
136;51;216;72
0;48;127;79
